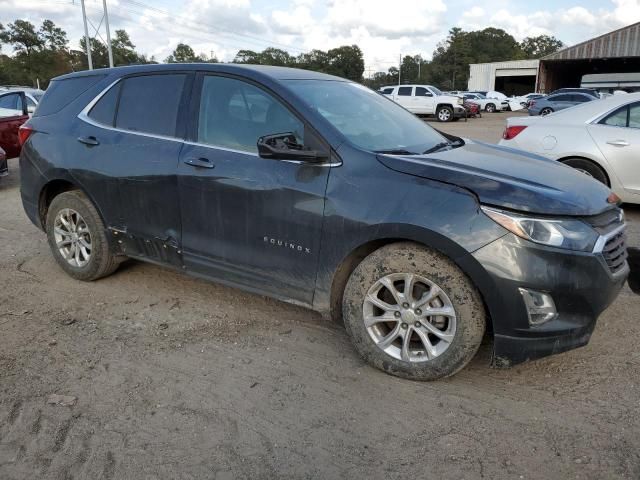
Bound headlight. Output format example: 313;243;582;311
481;206;599;252
457;98;464;105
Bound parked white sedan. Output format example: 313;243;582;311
499;92;640;204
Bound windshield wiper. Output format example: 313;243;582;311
374;149;419;155
422;138;464;154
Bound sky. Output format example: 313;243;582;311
1;0;639;72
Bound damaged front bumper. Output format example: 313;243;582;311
472;233;628;367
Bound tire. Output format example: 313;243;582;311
436;106;453;122
342;242;486;381
561;158;609;186
540;107;553;116
46;190;120;281
485;103;496;113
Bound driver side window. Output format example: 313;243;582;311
198;76;304;153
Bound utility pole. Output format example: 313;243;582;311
80;0;93;70
418;60;421;83
398;53;401;85
103;0;114;68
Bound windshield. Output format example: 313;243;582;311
474;93;486;99
284;80;446;154
430;86;443;96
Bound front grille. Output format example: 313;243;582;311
602;229;628;274
584;207;627;274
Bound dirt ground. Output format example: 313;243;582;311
1;111;639;479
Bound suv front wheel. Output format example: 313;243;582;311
342;242;486;381
436;106;453;122
46;190;121;281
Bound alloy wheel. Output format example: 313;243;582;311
362;272;457;363
53;208;92;267
438;109;451;121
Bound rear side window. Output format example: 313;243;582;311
630;104;640;128
88;82;121;126
601;106;628;127
397;87;412;96
551;94;570;102
36;75;105;116
115;74;186;137
571;94;591;103
0;93;22;110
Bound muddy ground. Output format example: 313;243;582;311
1;112;639;479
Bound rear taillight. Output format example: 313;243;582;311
502;125;527;140
18;124;33;146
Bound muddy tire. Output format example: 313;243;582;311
342;242;486;381
485;103;496;113
46;190;120;281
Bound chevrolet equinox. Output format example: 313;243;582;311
19;65;629;380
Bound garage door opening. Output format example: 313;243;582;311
495;75;536;96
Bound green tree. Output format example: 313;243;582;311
165;43;203;63
0;20;44;55
326;45;364;81
39;19;68;51
111;29;142;65
520;35;564;58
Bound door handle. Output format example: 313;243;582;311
184;157;215;169
606;140;630;147
77;136;99;146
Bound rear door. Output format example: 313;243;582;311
75;73;192;264
395;86;414;110
588;101;640;198
177;73;331;304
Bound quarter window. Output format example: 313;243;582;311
88;82;121;126
115;74;186;137
629;104;640;129
197;75;303;153
397;87;412;96
601;106;628;127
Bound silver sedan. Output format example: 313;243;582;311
499;92;640;204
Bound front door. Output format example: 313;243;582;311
177;74;331;304
587;101;640;198
414;87;435;114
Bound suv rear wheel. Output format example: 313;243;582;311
46;190;121;281
342;242;486;380
436;106;453;122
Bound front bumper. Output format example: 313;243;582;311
471;233;628;367
453;106;466;118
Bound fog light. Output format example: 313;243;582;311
518;288;558;326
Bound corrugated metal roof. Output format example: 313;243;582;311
543;22;640;61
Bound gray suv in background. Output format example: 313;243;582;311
528;92;596;116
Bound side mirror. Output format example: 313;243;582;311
257;133;327;163
27;105;36;115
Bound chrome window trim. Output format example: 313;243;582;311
592;223;626;254
78;78;341;167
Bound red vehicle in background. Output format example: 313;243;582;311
0;147;6;178
463;99;481;118
0;91;29;161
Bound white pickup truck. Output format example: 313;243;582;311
379;84;466;122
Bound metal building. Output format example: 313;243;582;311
537;22;640;93
467;59;540;95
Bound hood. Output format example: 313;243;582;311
377;140;614;216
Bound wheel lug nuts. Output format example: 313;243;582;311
402;303;409;308
415;321;421;327
401;323;408;329
394;311;401;318
415;309;422;315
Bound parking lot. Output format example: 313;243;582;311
1;111;639;479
